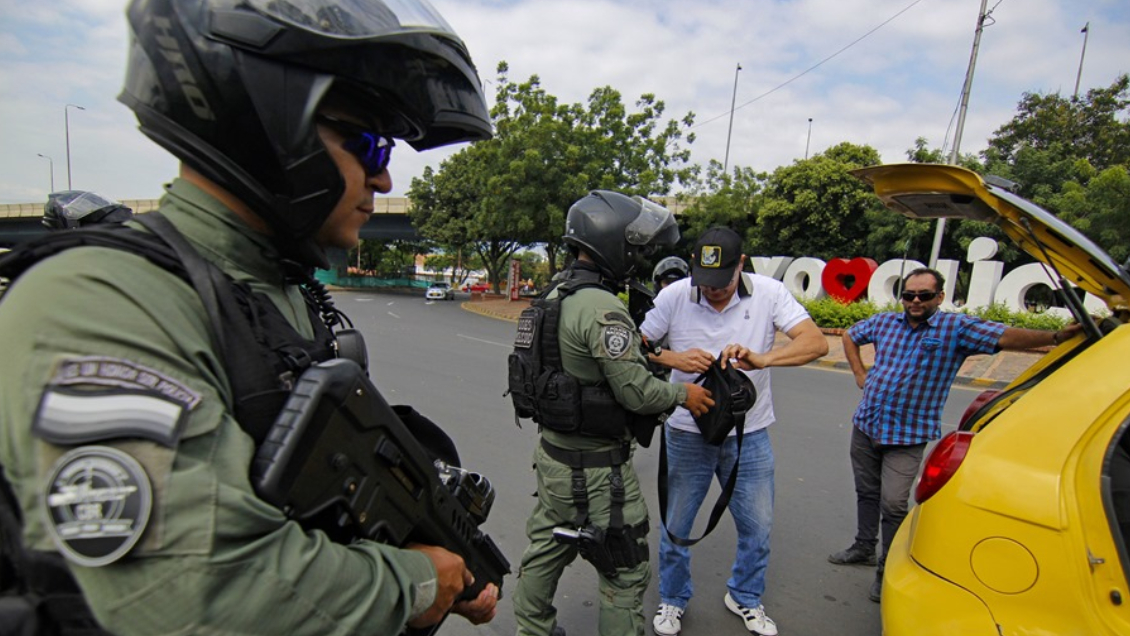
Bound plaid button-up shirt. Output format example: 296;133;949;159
848;311;1005;445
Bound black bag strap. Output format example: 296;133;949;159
657;355;755;547
133;213;288;444
657;422;744;547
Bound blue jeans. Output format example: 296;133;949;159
658;426;775;610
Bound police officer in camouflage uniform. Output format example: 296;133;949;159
0;0;499;633
512;191;715;636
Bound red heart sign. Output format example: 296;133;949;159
821;257;878;303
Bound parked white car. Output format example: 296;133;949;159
425;281;454;301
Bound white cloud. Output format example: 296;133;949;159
0;0;1126;204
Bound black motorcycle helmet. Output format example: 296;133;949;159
43;191;134;230
118;0;491;267
652;255;689;288
563;191;680;283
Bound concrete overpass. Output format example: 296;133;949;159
0;196;421;247
1;194;693;248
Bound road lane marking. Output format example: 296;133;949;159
457;334;510;349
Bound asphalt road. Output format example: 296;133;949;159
334;290;981;636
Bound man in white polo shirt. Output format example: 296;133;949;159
641;226;827;636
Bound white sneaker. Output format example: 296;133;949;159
724;592;777;636
652;603;683;636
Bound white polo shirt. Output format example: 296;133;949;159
640;273;811;435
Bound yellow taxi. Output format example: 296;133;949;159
852;163;1130;636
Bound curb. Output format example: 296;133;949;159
811;358;1008;390
461;300;522;322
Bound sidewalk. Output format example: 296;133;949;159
462;296;1048;389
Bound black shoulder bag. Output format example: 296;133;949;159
658;355;757;546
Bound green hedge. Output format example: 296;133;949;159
798;297;1070;331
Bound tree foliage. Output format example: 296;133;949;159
677;160;766;247
980;74;1130;264
402;70;1130;290
750;142;883;259
409;61;696;284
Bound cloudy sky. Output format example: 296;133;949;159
1;0;1127;205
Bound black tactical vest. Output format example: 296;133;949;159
507;267;641;439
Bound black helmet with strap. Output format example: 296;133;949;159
118;0;492;268
43;191;133;231
652;255;689;287
562;191;680;284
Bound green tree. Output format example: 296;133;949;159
980;74;1130;263
1054;164;1130;263
410;61;697;284
513;250;548;288
750;142;882;259
408;142;521;293
985;74;1130;177
677;160;766;246
424;250;483;286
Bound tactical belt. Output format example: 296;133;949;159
541;438;631;532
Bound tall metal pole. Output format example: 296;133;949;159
1074;23;1090;101
723;63;742;175
65;103;85;190
804;118;813;159
37;153;55;193
928;0;988;268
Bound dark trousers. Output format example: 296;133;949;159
849;426;925;569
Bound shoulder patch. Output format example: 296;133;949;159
52;356;202;409
43;445;152;567
603;312;635;328
33;387;188;448
602;324;633;359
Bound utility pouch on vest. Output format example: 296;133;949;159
579;385;630;433
535;369;583;433
506;305;543;421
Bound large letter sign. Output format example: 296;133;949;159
752;237;1103;315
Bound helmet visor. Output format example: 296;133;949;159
246;0;457;39
625;197;678;246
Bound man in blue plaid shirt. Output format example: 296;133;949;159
828;267;1080;603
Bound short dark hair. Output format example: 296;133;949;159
903;267;945;292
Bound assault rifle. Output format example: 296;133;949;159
250;358;510;635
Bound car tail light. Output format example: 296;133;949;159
915;431;974;503
959;389;999;429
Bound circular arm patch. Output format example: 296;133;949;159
43;445;152;567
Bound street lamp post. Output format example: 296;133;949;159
804;118;813;159
65;103;85;190
37;153;55;193
723;62;742;175
928;0;989;268
1074;23;1090;101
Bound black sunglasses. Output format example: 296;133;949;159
901;290;939;302
316;114;395;177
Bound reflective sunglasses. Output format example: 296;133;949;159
316;114;395;177
901;290;939;302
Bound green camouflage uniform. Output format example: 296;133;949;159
513;283;686;636
0;179;438;635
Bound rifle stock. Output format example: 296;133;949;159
251;358;510;633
